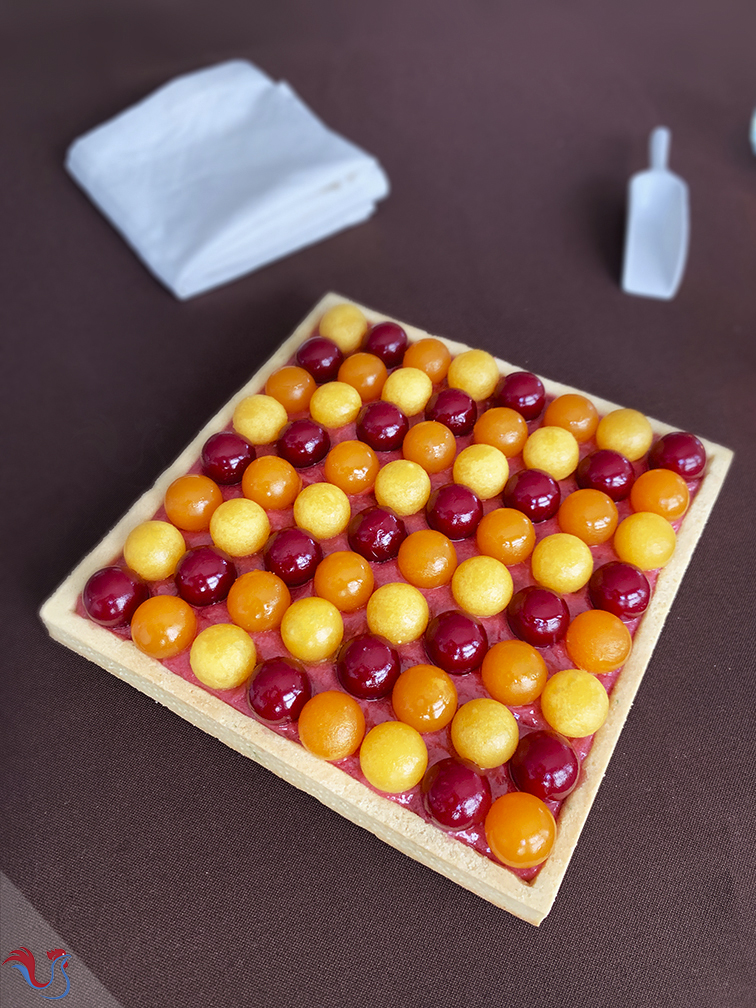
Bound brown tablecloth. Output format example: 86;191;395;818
2;2;755;1006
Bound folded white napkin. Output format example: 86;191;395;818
66;60;390;298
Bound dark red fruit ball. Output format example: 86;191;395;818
426;484;483;540
425;610;487;675
263;529;322;587
295;336;343;383
175;546;236;607
506;586;569;648
503;469;560;523
337;634;400;700
509;730;579;802
425;388;477;435
82;567;150;628
589;561;650;620
364;321;408;368
277;419;330;468
348;506;407;562
356;401;409;452
422;758;492;831
576;450;635;501
498;371;545;420
249;658;311;724
649;432;706;479
201;431;255;485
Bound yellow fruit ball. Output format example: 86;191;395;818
319;303;369;353
366;583;429;645
447;349;500;400
281;597;344;662
614;511;677;570
451;556;513;617
451;698;519;769
523;426;580;480
596;408;653;462
298;690;365;761
531;533;593;594
374;459;431;516
381;367;433;416
293;483;351;539
452;444;509;500
360;721;429;793
124;521;186;581
540;669;609;737
391;664;458;733
309;381;363;429
189;623;256;690
233;394;288;445
209;498;270;557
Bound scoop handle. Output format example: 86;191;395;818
649;127;671;170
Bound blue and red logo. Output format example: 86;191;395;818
2;947;71;1000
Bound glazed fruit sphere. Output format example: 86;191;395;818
233;394;288;445
503;469;560;523
485;792;556;868
451;556;513;617
531;533;593;594
473;407;528;457
360;721;428;793
175;546;236;606
630;468;690;521
476;508;536;565
426;484;483;540
422;759;492;830
523;426;580;481
543;394;599;443
367;583;430;645
190;623;256;689
498;371;546;420
248;658;311;724
481;639;548;706
164;474;223;532
336;634;401;700
447;349;500;400
209;498;271;557
348;506;407;562
263;528;322;587
425;388;477;435
124;521;186;581
277;418;330;468
589;562;650;620
319;303;369;354
451;698;519;769
83;567;149;628
374;459;431;516
557;488;618;545
392;664;458;733
614;511;676;570
298;691;365;761
293;482;351;539
403;337;451;383
130;595;196;659
507;586;569;648
309;381;362;428
226;570;291;632
540;669;609;737
264;365;316;415
364;321;409;367
337;352;387;402
452;444;509;500
565;609;632;674
509;730;580;802
381;367;433;416
425;610;487;675
649;431;706;478
242;455;302;510
295;336;343;383
313;551;374;612
397;529;457;589
402;420;456;474
576;449;635;501
596;408;653;462
356;400;409;452
281;597;344;662
324;440;379;494
201;431;255;485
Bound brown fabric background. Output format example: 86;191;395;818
2;2;755;1006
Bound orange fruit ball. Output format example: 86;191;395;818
543;394;599;443
131;595;197;659
226;570;291;632
481;640;548;706
323;440;380;495
360;721;428;793
614;511;676;570
242;455;302;510
123;521;186;581
451;698;519;769
338;352;388;402
402;337;452;384
264;366;316;415
189;623;256;689
630;468;690;521
397;529;457;588
313;551;374;612
233;394;288;445
473;407;528;457
447;349;500;400
540;669;609;737
319;303;369;354
596;408;653;462
565;609;632;674
164;474;223;532
281;597;344;662
485;792;556;869
402;420;456;473
558;488;618;545
476;508;536;566
298;690;365;760
392;664;458;733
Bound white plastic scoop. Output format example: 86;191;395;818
621;127;689;300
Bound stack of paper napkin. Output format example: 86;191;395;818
66;60;390;299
